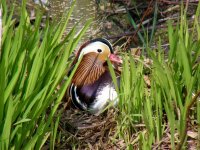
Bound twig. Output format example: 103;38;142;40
103;7;137;15
77;120;106;130
176;89;200;150
131;0;154;41
158;0;199;5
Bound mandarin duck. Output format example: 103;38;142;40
68;38;122;115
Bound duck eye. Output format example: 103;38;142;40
97;49;102;53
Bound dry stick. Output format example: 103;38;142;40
116;0;154;50
77;120;106;130
159;0;199;5
176;89;200;150
131;0;154;42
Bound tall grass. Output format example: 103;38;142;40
109;3;200;149
0;0;91;149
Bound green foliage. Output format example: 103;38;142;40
114;4;200;150
0;0;91;149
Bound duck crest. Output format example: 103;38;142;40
72;53;105;86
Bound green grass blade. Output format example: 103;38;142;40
4;51;26;100
0;97;13;150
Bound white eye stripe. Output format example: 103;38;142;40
78;41;110;59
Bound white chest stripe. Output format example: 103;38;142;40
90;84;118;114
70;84;87;110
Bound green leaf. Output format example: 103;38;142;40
14;119;31;126
4;51;26;101
0;97;13;150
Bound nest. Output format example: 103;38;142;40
55;106;126;149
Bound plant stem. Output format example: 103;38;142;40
0;5;2;57
176;89;200;150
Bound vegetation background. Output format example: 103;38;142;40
0;0;200;149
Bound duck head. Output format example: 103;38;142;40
71;38;122;86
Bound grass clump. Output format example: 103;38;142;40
111;4;200;150
0;0;91;149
